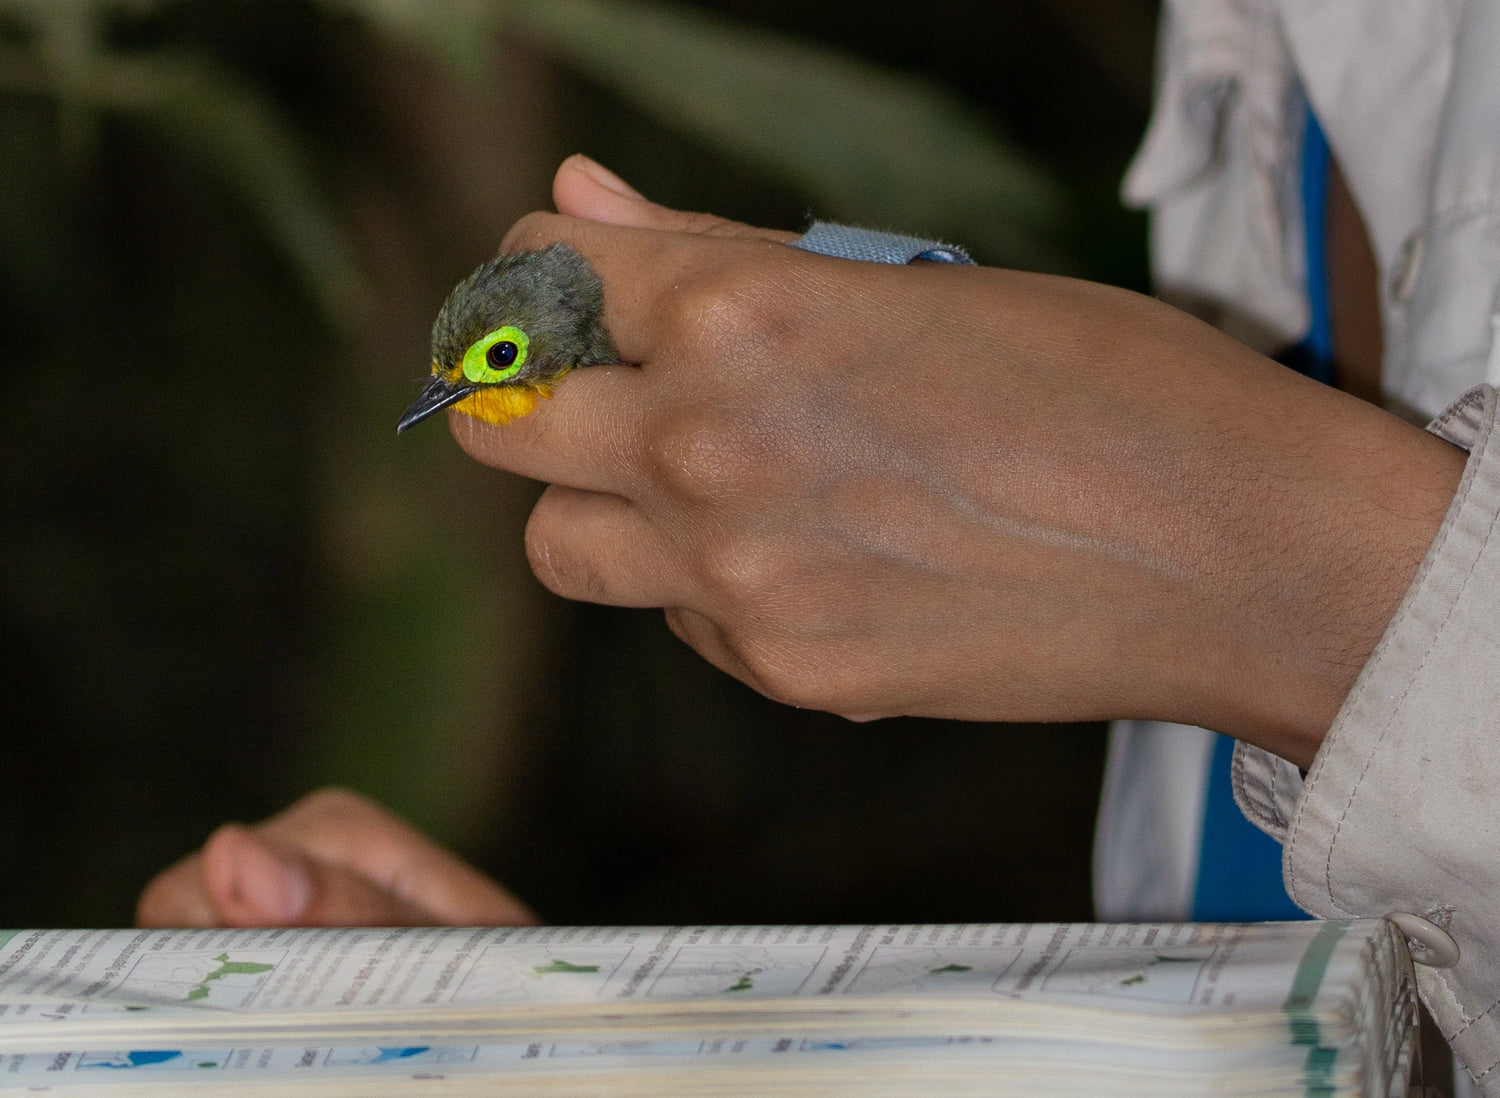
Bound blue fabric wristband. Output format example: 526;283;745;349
790;221;973;266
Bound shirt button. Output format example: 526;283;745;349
1387;912;1460;968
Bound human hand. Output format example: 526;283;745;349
447;155;1464;769
135;787;538;928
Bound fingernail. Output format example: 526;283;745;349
230;836;312;923
568;154;644;200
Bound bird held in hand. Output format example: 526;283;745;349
397;243;618;434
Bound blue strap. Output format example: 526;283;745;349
791;221;974;265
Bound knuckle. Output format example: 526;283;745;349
695;534;787;606
674;210;738;236
717;609;886;715
658;258;784;360
662;605;695;645
654;272;728;346
667;600;881;717
679;211;759;240
729;635;828;710
762;659;879;716
647;409;764;503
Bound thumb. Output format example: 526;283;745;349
552;154;796;243
200;824;437;928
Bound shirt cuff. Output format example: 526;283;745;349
1233;383;1500;1084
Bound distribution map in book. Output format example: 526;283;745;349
0;920;1418;1096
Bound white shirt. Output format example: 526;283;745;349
1099;0;1500;1089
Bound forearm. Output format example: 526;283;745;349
1111;337;1466;767
770;264;1466;764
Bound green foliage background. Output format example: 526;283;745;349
0;0;1153;926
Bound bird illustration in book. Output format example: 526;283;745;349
398;242;618;434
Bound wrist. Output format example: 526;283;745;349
1168;381;1465;768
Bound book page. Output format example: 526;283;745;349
0;921;1376;1014
0;921;1410;1093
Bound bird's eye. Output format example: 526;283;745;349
461;326;530;385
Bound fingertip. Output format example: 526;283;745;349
444;405;498;466
555;156;797;244
559;153;645;200
202;824;312;927
554;154;658;226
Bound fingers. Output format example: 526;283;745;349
500;156;808;369
252;788;540;926
662;605;757;687
497;210;787;368
552;154;797;244
132;816;485;929
549;153;646;222
525;485;683;607
444;365;648;494
450;155;812;496
136;852;217;928
199;824;440;927
135;788;539;929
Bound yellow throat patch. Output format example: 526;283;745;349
430;358;569;427
452;381;556;426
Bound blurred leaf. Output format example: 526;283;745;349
316;0;500;77
0;0;170;155
107;51;370;324
319;0;1074;265
508;0;1071;267
1;0;1076;327
1;0;104;158
0;42;368;324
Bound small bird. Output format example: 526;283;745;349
397;243;618;434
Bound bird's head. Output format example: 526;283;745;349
398;242;618;433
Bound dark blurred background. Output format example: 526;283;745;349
0;0;1155;928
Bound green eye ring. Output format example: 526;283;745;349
461;326;530;384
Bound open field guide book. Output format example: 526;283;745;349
0;919;1417;1096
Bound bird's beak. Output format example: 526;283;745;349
397;374;477;434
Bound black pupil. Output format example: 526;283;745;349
487;340;518;370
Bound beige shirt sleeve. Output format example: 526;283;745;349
1234;384;1500;1090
